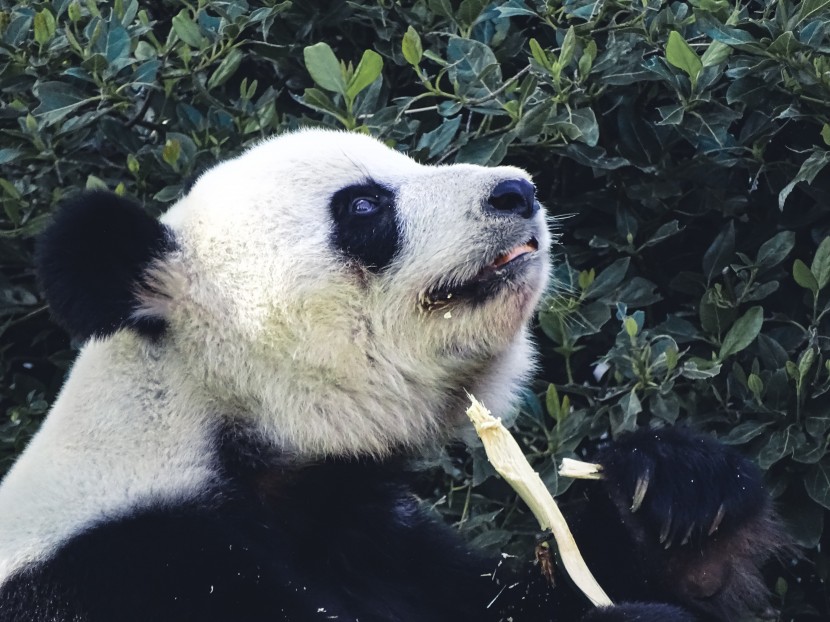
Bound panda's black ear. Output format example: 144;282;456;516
36;190;176;342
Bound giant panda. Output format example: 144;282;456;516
0;129;786;622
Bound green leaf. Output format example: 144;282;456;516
33;81;96;125
33;9;56;45
779;149;830;209
701;40;731;67
798;347;816;383
756;231;795;269
162;139;181;168
298;88;348;125
346;49;383;101
402;26;423;66
757;426;798;469
578;39;597;77
702;221;735;284
804;460;830;510
720;420;772;445
427;0;454;19
719;306;762;359
153;185;184;203
207;48;243;90
641;220;682;248
171;10;205;48
768;31;801;57
620;389;642;418
455;132;514;166
560;26;576;68
85;174;107;190
548;108;599;146
546;384;564;423
126;153;140;175
699;288;736;336
457;0;487;27
529;38;550;70
650;393;679;424
748;371;764;392
584;258;630;301
665;31;702;86
792;439;826;464
577;268;595;290
303;42;347;95
446;37;501;99
822;124;830;147
415;116;461;158
795;0;830;28
810;237;830;290
103;24;131;65
0;177;21;199
67;0;82;21
0;149;22;165
696;16;754;45
793;259;819;294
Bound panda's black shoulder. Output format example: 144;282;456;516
0;429;493;622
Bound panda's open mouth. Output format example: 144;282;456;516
420;237;540;311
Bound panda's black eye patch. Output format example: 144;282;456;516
330;182;399;273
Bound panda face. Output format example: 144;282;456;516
143;129;551;456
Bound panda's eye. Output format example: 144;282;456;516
350;197;381;216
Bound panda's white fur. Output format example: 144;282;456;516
0;129;550;585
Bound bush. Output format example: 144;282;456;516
1;0;829;617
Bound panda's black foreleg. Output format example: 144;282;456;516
483;543;698;622
566;426;791;622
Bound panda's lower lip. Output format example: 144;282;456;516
420;237;540;310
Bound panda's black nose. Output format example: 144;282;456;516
486;179;538;219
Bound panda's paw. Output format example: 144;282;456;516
580;602;696;622
592;426;791;621
594;426;765;548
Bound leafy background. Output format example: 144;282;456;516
1;0;829;618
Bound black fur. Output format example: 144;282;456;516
329;181;399;272
35;191;176;341
0;425;497;622
581;603;696;622
0;423;698;622
0;423;775;621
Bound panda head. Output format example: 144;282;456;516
38;129;551;457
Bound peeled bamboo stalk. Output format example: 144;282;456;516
466;396;613;608
558;457;603;480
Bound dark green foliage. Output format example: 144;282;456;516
1;0;829;617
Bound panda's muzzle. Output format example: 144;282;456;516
420;236;541;311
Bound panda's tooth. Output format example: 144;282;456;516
630;472;649;512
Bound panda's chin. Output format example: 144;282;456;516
420;236;544;311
